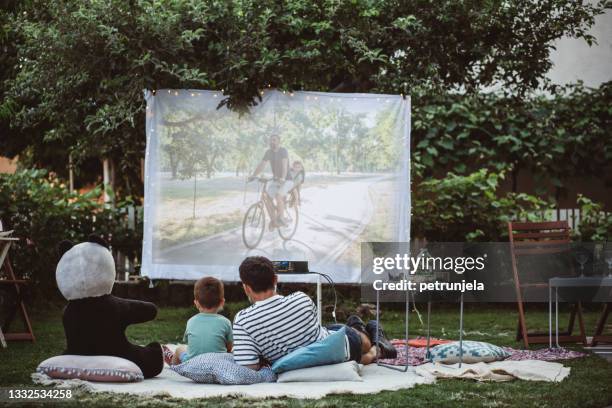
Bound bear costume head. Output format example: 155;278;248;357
56;234;115;300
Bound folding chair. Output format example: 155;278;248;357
0;223;35;343
508;221;586;348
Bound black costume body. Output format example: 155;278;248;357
62;294;163;378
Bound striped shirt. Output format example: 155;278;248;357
232;292;330;366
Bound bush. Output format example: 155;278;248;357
412;169;551;241
0;169;141;295
575;195;612;241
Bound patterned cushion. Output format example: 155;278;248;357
427;341;511;364
37;355;143;382
170;353;276;384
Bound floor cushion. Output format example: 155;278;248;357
427;340;511;364
277;361;362;382
37;355;143;382
169;352;276;384
271;327;348;374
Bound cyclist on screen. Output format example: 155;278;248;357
249;134;294;229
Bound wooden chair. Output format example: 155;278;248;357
591;302;612;346
508;221;586;348
0;222;35;344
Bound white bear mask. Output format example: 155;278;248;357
56;242;115;300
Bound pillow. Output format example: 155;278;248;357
37;355;143;382
170;352;276;384
427;341;511;364
271;327;348;374
277;361;362;383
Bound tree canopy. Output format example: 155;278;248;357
0;0;606;197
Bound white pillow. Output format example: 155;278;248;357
37;355;143;382
277;361;362;383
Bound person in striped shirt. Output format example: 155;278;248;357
233;256;397;369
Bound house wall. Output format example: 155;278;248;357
0;157;17;174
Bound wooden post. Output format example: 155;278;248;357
68;154;74;193
103;158;111;204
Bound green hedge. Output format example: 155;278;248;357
412;169;611;242
0;169;141;293
412;169;552;241
412;82;612;190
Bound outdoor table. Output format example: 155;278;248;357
549;276;612;348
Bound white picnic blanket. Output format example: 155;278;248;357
32;364;435;399
415;360;570;382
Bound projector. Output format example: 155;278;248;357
273;261;309;274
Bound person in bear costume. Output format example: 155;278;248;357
56;234;163;378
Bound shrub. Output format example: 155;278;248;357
0;169;141;294
412;169;551;241
575;195;612;241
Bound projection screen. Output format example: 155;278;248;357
141;89;410;283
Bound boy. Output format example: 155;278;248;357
164;277;233;365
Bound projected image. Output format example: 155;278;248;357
143;90;410;282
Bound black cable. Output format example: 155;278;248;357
305;271;337;324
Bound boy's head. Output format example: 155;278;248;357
194;276;224;311
292;160;303;171
239;256;277;298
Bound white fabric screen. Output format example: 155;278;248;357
141;89;410;283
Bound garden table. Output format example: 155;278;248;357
549;276;612;348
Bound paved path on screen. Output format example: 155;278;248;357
155;175;386;267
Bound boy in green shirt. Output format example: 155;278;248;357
163;277;233;365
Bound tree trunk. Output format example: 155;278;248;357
512;163;519;193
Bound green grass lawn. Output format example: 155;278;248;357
1;302;611;407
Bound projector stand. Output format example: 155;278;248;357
316;274;322;325
423;292;465;368
375;278;411;372
375;284;466;371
